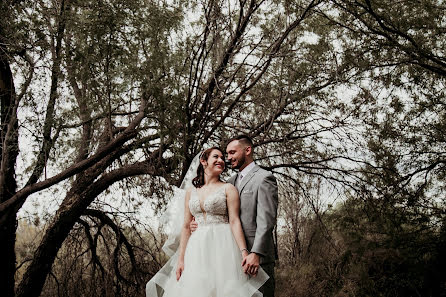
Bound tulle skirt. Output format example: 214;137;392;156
146;223;269;297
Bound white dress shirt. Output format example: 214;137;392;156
235;161;255;189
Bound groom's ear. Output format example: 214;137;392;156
245;145;252;156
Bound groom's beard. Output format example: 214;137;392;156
232;154;246;170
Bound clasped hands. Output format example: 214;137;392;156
190;218;259;277
242;251;260;276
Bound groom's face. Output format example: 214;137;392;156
226;140;246;170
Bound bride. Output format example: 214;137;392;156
146;147;268;297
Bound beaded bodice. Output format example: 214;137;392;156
189;184;229;225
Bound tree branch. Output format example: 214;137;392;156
0;97;147;219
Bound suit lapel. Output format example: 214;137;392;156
228;174;237;186
238;165;260;193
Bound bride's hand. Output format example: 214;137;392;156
190;217;198;233
176;261;184;281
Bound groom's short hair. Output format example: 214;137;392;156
227;135;254;150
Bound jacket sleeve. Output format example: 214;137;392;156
227;174;237;186
250;172;278;257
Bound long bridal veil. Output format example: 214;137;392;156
158;153;201;256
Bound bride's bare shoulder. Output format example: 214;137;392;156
224;183;238;194
185;187;196;195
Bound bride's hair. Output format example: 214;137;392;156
192;147;224;188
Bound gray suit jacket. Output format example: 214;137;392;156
228;164;278;264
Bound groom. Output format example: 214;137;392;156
225;135;278;297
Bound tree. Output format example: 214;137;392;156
7;1;442;296
288;1;446;295
323;0;446;260
1;0;181;295
271;1;446;296
2;0;356;296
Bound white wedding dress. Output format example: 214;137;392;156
146;183;268;297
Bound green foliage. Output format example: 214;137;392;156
277;195;446;297
3;0;446;296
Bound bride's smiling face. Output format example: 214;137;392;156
203;149;225;175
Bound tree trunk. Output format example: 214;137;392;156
16;154;164;297
15;192;86;297
0;45;19;297
0;213;17;297
16;156;111;297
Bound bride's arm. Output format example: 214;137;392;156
176;188;193;280
226;184;249;259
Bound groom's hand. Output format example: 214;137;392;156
189;217;198;233
242;252;260;276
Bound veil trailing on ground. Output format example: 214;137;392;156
158;153;201;256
